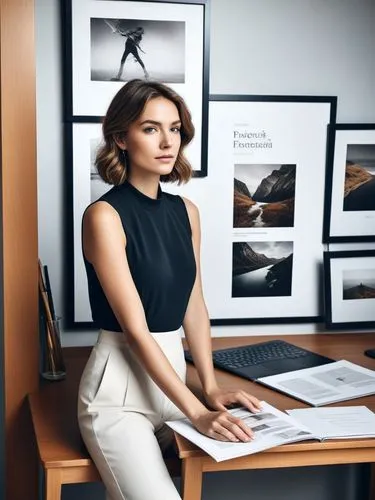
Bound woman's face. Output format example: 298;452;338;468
122;96;182;178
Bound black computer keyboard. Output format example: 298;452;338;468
185;340;309;369
212;340;309;369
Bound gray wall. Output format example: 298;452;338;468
35;0;375;499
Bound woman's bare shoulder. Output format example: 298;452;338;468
83;201;124;237
84;200;119;224
181;196;199;216
181;196;200;221
180;196;201;237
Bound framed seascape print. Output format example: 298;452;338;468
63;0;210;176
324;250;375;329
199;95;337;325
323;124;375;242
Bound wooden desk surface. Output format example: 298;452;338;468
29;333;375;469
29;346;93;468
177;333;375;460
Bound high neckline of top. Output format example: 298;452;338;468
123;180;163;206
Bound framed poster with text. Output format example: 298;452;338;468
202;95;337;325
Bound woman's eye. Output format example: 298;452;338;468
144;127;157;133
171;127;181;133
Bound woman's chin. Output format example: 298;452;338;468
156;164;175;176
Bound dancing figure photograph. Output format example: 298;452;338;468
78;79;261;500
111;24;149;80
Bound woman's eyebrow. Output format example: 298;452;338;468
139;119;181;126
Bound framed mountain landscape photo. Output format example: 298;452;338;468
204;95;337;324
324;250;375;329
323;124;375;242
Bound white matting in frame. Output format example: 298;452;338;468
203;96;336;323
324;250;375;329
66;0;208;174
71;122;111;323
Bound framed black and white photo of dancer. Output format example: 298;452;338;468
324;250;375;329
200;95;337;325
62;0;210;176
323;124;375;242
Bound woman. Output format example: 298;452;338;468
78;79;261;500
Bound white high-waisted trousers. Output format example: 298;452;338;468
77;329;187;500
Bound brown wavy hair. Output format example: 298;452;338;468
95;79;195;185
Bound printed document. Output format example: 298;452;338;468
258;360;375;406
167;401;375;462
167;401;315;462
286;406;375;439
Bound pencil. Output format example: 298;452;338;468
38;260;57;372
44;265;56;321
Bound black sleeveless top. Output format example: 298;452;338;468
83;181;197;332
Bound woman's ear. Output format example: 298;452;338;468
114;134;126;150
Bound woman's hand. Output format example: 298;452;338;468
191;408;254;443
203;386;262;414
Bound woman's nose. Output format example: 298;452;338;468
160;132;173;148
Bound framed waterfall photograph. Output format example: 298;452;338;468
62;0;210;176
324;250;375;329
202;95;337;325
323;124;375;242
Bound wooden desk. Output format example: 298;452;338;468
28;334;375;500
177;333;375;500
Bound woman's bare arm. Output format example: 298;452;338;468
182;198;261;413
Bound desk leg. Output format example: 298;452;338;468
45;468;62;500
181;458;203;500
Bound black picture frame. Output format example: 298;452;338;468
204;94;337;326
62;0;210;177
324;250;375;329
323;124;375;243
65;94;338;329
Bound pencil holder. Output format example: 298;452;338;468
40;316;66;381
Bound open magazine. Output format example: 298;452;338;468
167;402;375;463
286;406;375;440
257;360;375;406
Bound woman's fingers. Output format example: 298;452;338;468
211;389;262;413
226;415;254;440
229;391;262;413
211;413;254;442
209;423;240;442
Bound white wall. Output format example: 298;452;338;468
36;0;375;347
210;0;375;122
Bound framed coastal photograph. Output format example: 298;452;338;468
323;124;375;242
65;121;112;327
198;95;337;324
324;250;375;329
63;0;210;176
